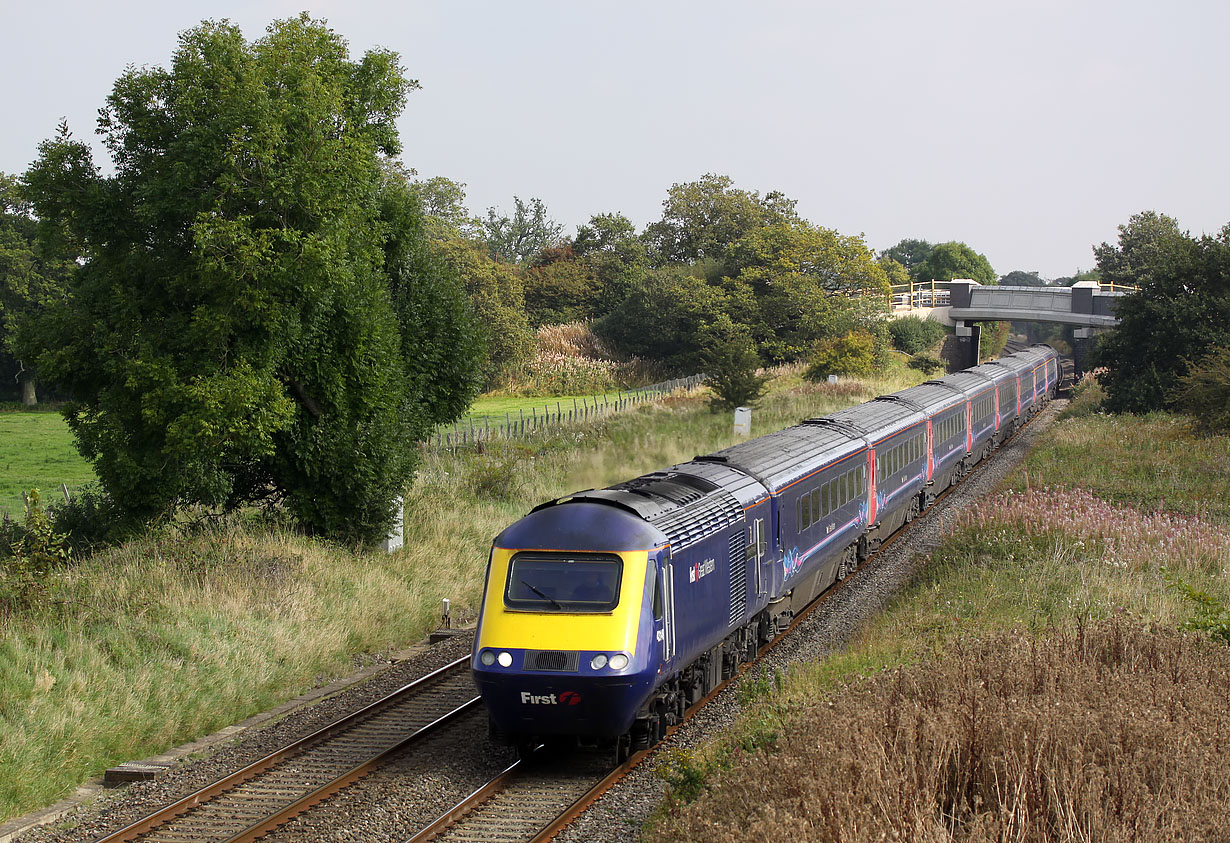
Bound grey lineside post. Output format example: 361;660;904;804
733;407;752;437
383;496;404;553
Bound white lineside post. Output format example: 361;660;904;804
383;495;404;553
733;406;752;437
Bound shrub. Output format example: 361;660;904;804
1;489;71;613
703;334;769;412
803;331;878;382
49;483;143;553
888;316;947;354
906;353;945;374
1060;370;1106;419
1170;346;1230;434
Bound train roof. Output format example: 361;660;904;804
880;381;966;415
816;396;925;445
928;369;997;398
495;500;667;552
700;422;865;495
527;469;747;552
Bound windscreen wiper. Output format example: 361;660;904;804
521;579;562;610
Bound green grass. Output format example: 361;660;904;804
0;362;928;823
0;411;95;518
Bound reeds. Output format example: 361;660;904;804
651;621;1230;842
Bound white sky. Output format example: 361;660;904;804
3;0;1227;279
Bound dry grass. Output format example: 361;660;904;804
646;411;1230;841
650;620;1230;842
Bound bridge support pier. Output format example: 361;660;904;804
1072;328;1093;379
953;320;981;371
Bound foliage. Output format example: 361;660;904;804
906;353;945;374
21;16;476;542
482;196;565;264
977;319;1011;360
49;483;147;554
643;173;798;270
878;238;933;280
998;269;1046;286
887;316;947;354
596;266;742;372
1170;346;1230;434
0;172;76;404
803;330;879;382
1093;212;1230;414
410;175;481;241
1;489;71;613
1059;370;1106;420
522;246;603;326
702;326;769;412
914;240;996;285
436;240;535;387
1168;575;1230;645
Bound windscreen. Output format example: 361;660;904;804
504;552;623;612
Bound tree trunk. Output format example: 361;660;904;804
19;371;37;407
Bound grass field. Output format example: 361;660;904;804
0;411;95;518
648;410;1230;841
0;363;928;823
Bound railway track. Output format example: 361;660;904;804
94;657;480;843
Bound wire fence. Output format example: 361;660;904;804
429;374;706;449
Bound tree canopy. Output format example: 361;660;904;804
482;196;565;264
1093;211;1230;414
22;15;483;541
914;241;997;285
0;172;75;403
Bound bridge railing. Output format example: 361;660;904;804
888;279;1138;313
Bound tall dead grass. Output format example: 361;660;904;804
650;620;1230;842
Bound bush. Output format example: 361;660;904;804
1;490;71;614
1060;370;1106;420
803;331;878;382
1171;346;1230;434
888;316;947;354
703;333;769;412
49;483;143;553
906;353;945;374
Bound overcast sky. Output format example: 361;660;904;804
4;0;1226;278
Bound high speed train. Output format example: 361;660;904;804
471;345;1060;758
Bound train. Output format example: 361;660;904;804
471;345;1061;759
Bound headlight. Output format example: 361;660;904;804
590;654;608;670
608;653;629;670
479;650;496;666
497;651;513;668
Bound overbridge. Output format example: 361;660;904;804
890;280;1131;374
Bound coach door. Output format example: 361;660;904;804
654;557;676;665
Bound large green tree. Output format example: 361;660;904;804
643;173;797;270
879;238;933;281
914;241;997;285
1093;212;1230;414
482;196;564;264
0;172;75;404
23;16;481;541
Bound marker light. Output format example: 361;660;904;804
479;650;496;666
608;653;629;670
590;654;608;670
497;651;513;668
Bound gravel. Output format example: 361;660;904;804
14;400;1064;843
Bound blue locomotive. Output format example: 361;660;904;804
472;345;1060;758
